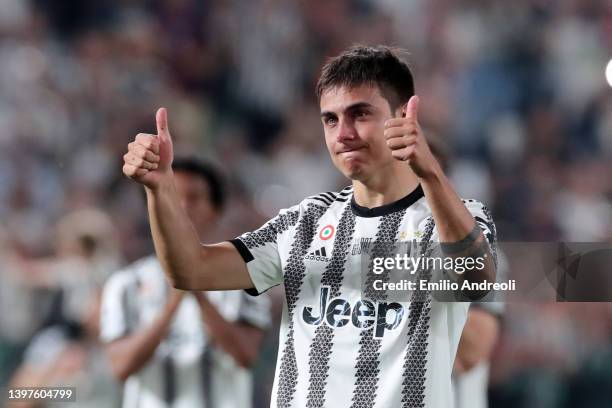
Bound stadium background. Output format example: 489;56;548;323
1;0;611;407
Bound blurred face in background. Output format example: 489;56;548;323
174;170;218;236
320;84;399;182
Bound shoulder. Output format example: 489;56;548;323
300;186;353;210
267;186;352;223
460;198;496;230
461;198;493;214
103;255;158;294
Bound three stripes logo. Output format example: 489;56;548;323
304;246;330;262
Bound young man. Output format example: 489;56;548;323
102;158;270;408
122;45;497;407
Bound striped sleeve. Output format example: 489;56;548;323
230;206;300;295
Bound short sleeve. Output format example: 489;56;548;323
464;199;498;264
99;272;131;343
470;248;509;317
229;207;300;295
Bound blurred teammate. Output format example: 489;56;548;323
9;208;121;408
101;157;270;408
428;131;504;408
453;287;503;408
122;45;497;407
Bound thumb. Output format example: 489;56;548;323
156;107;171;141
405;95;419;122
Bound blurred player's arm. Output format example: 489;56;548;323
104;290;184;382
454;308;500;374
123;108;253;291
193;292;265;368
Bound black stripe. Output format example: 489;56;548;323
200;347;213;407
321;247;326;257
310;196;333;205
321;192;337;201
276;204;328;408
162;356;176;404
338;190;352;197
350;210;406;408
306;205;356;407
335;197;349;202
121;277;140;335
400;217;436;407
229;238;254;263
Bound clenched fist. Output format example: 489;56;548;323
123;108;174;189
384;95;440;180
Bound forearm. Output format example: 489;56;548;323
198;298;261;368
421;165;476;242
421;167;495;285
106;303;178;381
146;176;203;289
454;309;500;374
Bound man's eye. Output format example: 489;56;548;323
325;117;338;126
355;111;369;119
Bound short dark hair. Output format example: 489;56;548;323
315;45;415;112
172;157;226;211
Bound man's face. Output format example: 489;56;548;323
174;171;217;235
320;84;399;181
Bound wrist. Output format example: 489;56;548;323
418;160;444;184
145;171;175;196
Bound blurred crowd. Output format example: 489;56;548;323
1;0;611;407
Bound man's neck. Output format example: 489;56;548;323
352;164;420;208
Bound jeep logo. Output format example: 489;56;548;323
302;287;404;338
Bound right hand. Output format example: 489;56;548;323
123;108;174;189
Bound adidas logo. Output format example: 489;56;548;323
304;247;330;262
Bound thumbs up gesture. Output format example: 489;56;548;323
123;108;174;189
384;95;439;180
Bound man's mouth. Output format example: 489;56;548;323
337;146;365;155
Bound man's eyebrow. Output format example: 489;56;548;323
320;102;375;117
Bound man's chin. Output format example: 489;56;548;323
332;157;366;180
340;164;364;181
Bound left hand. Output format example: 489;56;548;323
384;95;440;180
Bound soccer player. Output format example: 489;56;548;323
122;45;497;407
428;128;504;408
101;157;270;408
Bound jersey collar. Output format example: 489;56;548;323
350;184;424;218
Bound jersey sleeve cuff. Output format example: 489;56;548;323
228;238;266;296
229;238;254;263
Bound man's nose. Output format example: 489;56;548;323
337;119;356;142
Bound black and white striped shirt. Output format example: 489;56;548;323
231;184;497;408
100;255;270;408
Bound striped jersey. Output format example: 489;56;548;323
100;255;270;408
230;184;497;408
